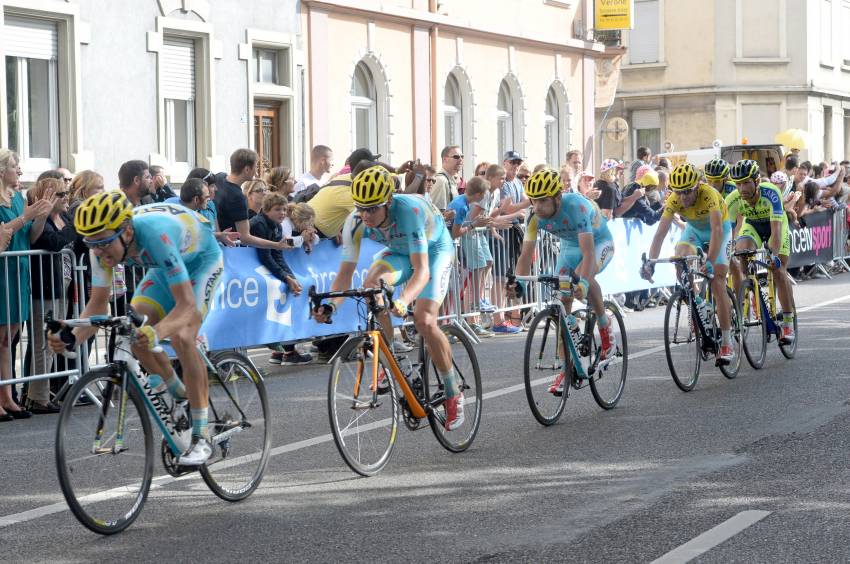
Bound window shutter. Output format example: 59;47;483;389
629;0;659;64
3;16;58;60
162;37;195;100
632;109;661;130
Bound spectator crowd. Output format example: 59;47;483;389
2;139;849;421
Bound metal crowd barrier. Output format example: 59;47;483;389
833;207;849;271
0;249;82;395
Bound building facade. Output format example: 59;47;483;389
598;0;850;164
2;0;613;186
1;0;302;184
303;0;607;178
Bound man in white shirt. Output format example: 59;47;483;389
293;145;333;195
430;145;463;211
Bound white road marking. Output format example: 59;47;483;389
0;293;846;529
649;510;772;564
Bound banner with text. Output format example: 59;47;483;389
597;218;683;293
788;210;834;268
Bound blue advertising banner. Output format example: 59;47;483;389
201;239;388;350
597;218;683;293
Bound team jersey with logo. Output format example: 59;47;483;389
524;192;610;243
662;183;729;229
90;203;219;288
341;194;449;262
724;182;786;229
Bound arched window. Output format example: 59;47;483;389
497;79;514;158
350;62;378;151
544;87;560;168
444;74;462;147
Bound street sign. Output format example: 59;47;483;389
595;0;634;30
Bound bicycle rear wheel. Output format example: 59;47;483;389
55;367;153;535
328;337;399;476
778;304;798;359
199;351;271;501
664;289;701;392
422;324;483;451
738;279;767;369
523;309;568;425
718;287;743;379
589;300;628;409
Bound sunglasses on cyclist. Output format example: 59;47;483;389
355;203;388;214
83;227;126;249
677;187;698;197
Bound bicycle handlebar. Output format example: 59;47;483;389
641;247;705;267
308;280;395;322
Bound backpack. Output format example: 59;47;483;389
293;178;350;203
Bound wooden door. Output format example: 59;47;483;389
254;103;280;177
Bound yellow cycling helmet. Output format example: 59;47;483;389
668;163;701;191
74;191;134;237
351;165;394;206
525;168;562;199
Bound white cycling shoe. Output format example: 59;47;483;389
178;437;212;466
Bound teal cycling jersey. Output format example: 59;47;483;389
525;192;611;243
90;202;220;288
341;194;450;262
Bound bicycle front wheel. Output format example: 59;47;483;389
738;279;767;369
589;300;628;409
422;324;483;452
718;287;743;379
523;309;568;425
55;367;153;535
664;290;701;392
199;351;271;501
328;337;399;476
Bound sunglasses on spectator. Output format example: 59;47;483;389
63;177;73;182
425;177;437;184
55;191;68;198
450;154;464;160
83;227;125;249
477;171;487;176
203;172;215;184
355;203;387;214
252;188;268;194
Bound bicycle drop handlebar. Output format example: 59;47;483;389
308;280;396;323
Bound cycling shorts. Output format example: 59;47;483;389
678;222;732;266
131;250;224;320
737;219;790;257
556;236;615;290
372;232;454;304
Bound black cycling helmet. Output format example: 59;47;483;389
729;159;760;183
704;158;730;180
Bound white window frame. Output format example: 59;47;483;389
497;81;514;159
148;16;217;181
733;0;788;64
497;76;524;158
351;61;378;152
161;36;196;172
5;55;60;172
444;73;462;148
254;48;278;84
821;0;834;67
0;5;90;181
627;0;661;65
239;29;297;170
842;0;850;67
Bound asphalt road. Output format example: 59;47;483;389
2;273;850;563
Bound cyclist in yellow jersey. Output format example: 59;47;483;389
641;163;736;364
726;159;796;344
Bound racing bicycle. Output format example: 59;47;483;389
642;250;743;391
310;282;482;476
516;273;628;426
734;247;798;368
49;309;270;535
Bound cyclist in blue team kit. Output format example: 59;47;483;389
508;169;616;395
311;166;464;430
48;192;223;465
